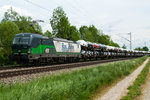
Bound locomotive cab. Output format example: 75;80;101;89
12;33;31;53
10;33;43;63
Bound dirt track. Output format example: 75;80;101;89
141;68;150;100
95;58;149;100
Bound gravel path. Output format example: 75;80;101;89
142;69;150;100
95;58;149;100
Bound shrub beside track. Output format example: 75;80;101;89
0;56;148;100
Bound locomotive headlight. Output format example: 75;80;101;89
28;48;31;53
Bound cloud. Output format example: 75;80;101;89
0;5;32;17
41;23;52;33
0;5;50;33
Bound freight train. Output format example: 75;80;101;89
10;33;150;65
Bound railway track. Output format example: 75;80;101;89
0;57;137;79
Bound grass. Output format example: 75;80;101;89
0;63;20;67
121;58;150;100
0;56;148;100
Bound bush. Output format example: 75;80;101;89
0;21;19;66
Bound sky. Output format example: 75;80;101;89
0;0;150;50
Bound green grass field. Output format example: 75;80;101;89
0;56;148;100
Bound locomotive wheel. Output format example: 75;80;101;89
34;59;40;66
75;58;79;62
84;58;87;61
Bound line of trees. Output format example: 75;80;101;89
134;46;149;51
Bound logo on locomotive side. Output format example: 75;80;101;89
62;43;68;52
69;44;74;52
62;43;74;52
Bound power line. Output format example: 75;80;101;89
22;0;83;28
53;0;101;28
66;0;95;22
115;32;132;50
53;0;83;24
21;0;51;24
23;0;50;12
22;0;102;29
23;0;81;25
70;0;105;29
7;0;51;30
9;0;105;31
8;0;105;30
7;0;50;18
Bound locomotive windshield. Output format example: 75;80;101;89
13;36;30;45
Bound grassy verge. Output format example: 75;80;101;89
0;64;20;68
121;58;150;100
0;56;148;100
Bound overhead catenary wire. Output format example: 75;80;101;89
23;0;80;26
7;0;50;22
8;0;105;32
23;0;50;12
65;0;98;25
20;0;103;29
53;0;85;25
68;0;105;29
109;33;131;49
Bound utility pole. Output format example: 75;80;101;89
116;32;132;50
145;42;146;47
129;32;132;50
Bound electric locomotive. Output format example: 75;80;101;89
10;33;81;64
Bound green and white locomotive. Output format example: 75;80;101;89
11;33;81;64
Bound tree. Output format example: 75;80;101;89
69;26;80;41
97;31;119;47
0;21;20;65
50;6;70;39
134;47;142;51
122;44;127;49
110;40;120;47
79;25;93;42
143;46;149;51
98;34;111;45
44;30;52;38
2;7;42;34
0;21;19;51
134;46;149;51
1;7;19;22
88;25;99;43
